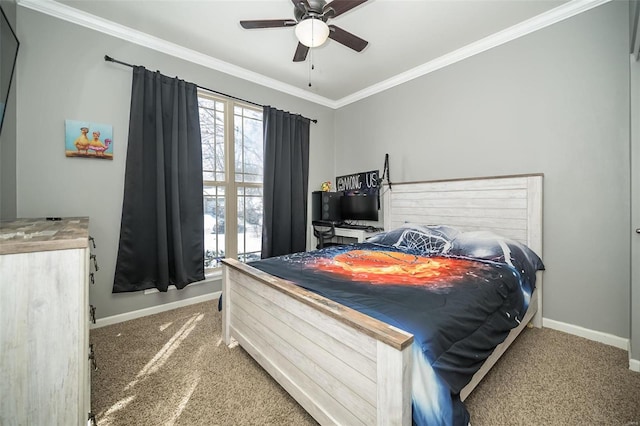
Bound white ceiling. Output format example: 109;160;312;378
23;0;608;107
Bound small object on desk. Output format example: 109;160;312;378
46;217;62;221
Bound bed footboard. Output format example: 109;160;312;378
222;259;413;426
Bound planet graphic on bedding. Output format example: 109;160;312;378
309;249;496;287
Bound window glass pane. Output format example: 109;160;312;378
243;108;262;120
234;122;243;179
203;185;225;268
234;106;263;183
200;99;225;182
244;187;261;196
198;96;216;110
237;186;262;262
215;112;225;176
241;116;263;183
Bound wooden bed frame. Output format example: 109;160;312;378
222;173;543;425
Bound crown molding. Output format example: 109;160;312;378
19;0;610;110
334;0;612;108
17;0;337;108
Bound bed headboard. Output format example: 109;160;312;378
382;174;543;257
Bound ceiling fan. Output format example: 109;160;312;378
240;0;369;62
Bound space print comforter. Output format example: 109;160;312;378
249;225;544;425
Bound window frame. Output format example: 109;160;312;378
199;90;263;272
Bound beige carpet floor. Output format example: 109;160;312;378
91;300;640;426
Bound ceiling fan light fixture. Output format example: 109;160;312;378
295;18;329;48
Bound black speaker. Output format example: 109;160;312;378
312;191;342;222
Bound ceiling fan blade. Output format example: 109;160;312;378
293;43;309;62
328;25;368;52
323;0;367;18
240;19;297;29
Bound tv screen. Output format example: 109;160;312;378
340;194;378;221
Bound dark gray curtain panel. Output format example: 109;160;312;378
113;66;204;293
261;106;310;258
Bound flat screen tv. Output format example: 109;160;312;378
340;193;378;222
0;5;19;137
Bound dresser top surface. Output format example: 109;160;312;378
0;217;89;255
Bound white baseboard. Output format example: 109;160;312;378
630;358;640;373
92;291;221;329
542;317;629;350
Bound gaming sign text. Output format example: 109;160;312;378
336;170;379;194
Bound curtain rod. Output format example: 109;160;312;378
104;55;317;124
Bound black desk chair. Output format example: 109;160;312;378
312;221;343;249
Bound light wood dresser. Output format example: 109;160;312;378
0;217;94;425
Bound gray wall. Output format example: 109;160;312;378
15;7;335;319
0;0;17;220
334;2;631;338
631;57;639;361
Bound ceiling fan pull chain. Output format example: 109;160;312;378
308;23;314;87
308;48;313;87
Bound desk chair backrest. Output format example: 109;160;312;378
313;222;336;249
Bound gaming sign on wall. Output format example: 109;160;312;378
336;170;379;195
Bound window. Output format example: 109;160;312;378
199;91;263;270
